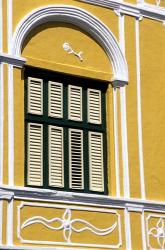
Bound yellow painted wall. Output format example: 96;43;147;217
22;23;112;81
13;200;126;249
2;1;165;250
3;64;8;185
124;0;137;4
140;19;165;201
117;89;124;197
2;200;7;245
107;86;116;196
2;0;7;52
14;67;24;186
11;0;144;200
3;0;165;204
130;212;143;250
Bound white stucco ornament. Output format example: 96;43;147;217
21;208;117;243
63;42;83;61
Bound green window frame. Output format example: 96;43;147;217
25;67;108;194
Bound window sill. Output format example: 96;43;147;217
1;185;165;211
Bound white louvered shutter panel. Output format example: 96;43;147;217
68;85;82;121
28;77;43;115
88;89;101;124
89;132;104;192
49;126;64;187
27;123;43;186
69;129;84;189
49;81;63;118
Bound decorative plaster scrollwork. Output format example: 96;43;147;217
63;42;83;62
21;208;117;243
146;214;165;249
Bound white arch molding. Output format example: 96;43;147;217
11;5;128;85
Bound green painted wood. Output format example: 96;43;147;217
25;67;108;194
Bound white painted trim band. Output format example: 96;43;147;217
6;199;13;245
124;208;132;250
119;14;130;198
80;0;165;22
8;65;14;187
7;0;12;54
113;89;120;197
0;63;3;185
0;53;26;67
0;189;14;200
1;186;165;211
0;0;2;52
141;211;147;250
135;18;145;200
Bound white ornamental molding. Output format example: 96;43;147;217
17;202;122;248
0;189;14;201
11;5;128;84
63;42;83;62
21;208;117;243
79;0;165;23
0;53;26;67
146;214;165;249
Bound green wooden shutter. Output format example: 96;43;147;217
68;85;82;121
49;126;64;188
88;89;101;124
89;132;104;192
48;81;63;118
27;123;43;186
28;77;43;115
69;129;84;189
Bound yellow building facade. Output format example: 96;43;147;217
0;0;165;249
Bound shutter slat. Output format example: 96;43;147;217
49;126;64;188
27;123;43;186
69;129;84;189
89;132;104;192
49;82;63;118
88;89;101;124
28;77;43;115
69;85;82;121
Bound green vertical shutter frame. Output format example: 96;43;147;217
49;126;64;187
89;132;104;192
27;123;43;186
68;85;82;121
88;89;101;124
69;129;84;189
49;81;63;118
28;77;43;115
